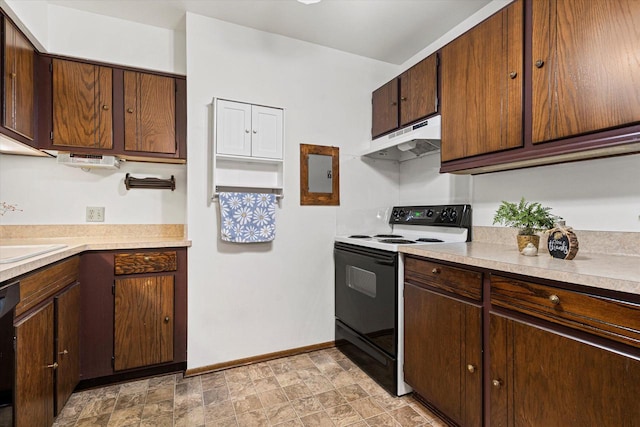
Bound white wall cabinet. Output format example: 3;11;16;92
213;98;284;194
216;99;283;159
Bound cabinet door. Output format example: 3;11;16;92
52;59;113;149
371;78;399;138
15;302;55;427
114;275;174;371
441;0;523;162
251;105;283;159
404;283;482;427
490;313;640;427
532;0;640;144
124;71;176;154
216;99;252;156
3;19;35;140
55;283;80;415
399;54;437;127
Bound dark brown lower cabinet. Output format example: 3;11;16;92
15;302;55;427
114;276;174;371
404;282;482;427
490;313;640;427
55;283;80;411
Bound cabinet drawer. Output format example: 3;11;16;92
491;275;640;348
404;256;482;301
15;256;80;317
114;251;177;275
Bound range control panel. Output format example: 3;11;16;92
389;204;472;228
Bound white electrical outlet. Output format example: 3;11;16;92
86;206;105;222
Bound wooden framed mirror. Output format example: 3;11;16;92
300;144;339;205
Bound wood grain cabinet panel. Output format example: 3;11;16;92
124;71;176;154
404;256;482;301
371;78;399;139
532;0;640;143
399;55;438;127
52;59;113;149
55;283;80;414
14;302;55;427
114;251;177;275
114;275;174;371
490;313;640;427
3;19;35;140
440;0;523;162
404;257;482;427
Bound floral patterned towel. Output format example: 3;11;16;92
218;192;277;243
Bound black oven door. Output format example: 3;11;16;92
334;242;397;356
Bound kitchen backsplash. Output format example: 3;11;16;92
473;226;639;257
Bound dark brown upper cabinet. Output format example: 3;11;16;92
38;54;187;163
532;0;640;144
3;18;35;140
124;71;176;154
371;78;399;139
439;0;640;174
371;53;438;139
399;54;438;127
52;58;113;149
440;0;523;163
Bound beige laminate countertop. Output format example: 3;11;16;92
400;242;640;296
0;236;191;283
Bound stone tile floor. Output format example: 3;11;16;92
52;347;447;427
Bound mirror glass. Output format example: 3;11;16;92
308;154;333;193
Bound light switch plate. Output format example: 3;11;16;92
86;206;105;222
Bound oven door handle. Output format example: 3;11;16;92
374;259;395;266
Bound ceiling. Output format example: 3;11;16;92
47;0;492;64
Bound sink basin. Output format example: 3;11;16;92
0;244;68;264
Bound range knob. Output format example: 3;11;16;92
426;209;434;217
449;209;458;222
398;209;406;219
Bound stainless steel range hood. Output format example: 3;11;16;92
362;115;441;162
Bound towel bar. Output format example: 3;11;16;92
212;192;283;201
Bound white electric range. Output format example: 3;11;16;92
334;204;472;396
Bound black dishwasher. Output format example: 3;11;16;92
0;281;19;427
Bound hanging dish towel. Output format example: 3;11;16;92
218;192;277;243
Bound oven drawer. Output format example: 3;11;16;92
114;251;177;275
404;256;482;301
491;275;640;348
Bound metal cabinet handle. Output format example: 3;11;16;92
549;294;560;305
492;379;502;388
509;71;517;79
10;72;16;78
143;256;150;261
245;129;250;133
164;316;170;323
127;108;134;113
431;268;440;274
59;349;69;355
467;364;476;374
102;105;110;110
253;130;257;134
391;101;397;106
47;362;59;369
400;97;407;102
535;59;545;68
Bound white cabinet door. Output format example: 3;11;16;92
216;100;251;156
251;105;283;159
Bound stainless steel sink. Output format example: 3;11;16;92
0;244;68;264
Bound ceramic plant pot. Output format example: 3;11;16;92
517;234;540;252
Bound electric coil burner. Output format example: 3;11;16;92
334;204;472;396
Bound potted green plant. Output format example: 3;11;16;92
493;197;560;252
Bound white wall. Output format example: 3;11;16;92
472;154;640;232
2;0;48;51
46;5;186;74
0;155;186;224
185;12;397;368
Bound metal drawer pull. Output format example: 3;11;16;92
59;349;69;355
509;71;517;79
143;256;150;261
549;294;560;305
492;379;502;388
47;362;59;370
535;59;545;68
164;316;170;323
431;268;440;274
467;364;476;373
